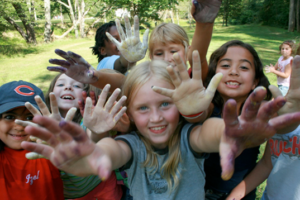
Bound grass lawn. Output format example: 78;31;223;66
1;19;300;199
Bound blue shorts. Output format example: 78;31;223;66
278;85;289;96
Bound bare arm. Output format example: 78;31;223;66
270;63;292;79
226;142;272;200
91;70;125;92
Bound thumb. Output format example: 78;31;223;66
205;72;223;99
219;140;235;181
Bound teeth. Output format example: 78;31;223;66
10;134;26;137
226;82;239;86
62;96;74;100
151;126;165;131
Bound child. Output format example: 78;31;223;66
20;58;300;199
265;40;295;96
0;80;64;200
44;73;123;200
225;56;300;200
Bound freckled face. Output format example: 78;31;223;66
0;107;33;150
128;77;180;149
216;46;258;103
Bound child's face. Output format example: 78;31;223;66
216;46;258;103
281;44;292;58
128;77;180;149
151;42;187;67
53;74;84;113
101;26;121;56
0;107;33;150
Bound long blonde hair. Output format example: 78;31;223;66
149;23;189;59
122;60;183;191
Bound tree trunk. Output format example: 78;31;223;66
12;2;36;44
68;0;78;38
3;16;28;40
288;0;295;32
176;9;179;25
44;0;52;43
297;0;300;32
170;9;174;23
79;0;85;38
60;4;64;26
30;0;35;22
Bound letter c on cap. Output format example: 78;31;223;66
14;85;35;96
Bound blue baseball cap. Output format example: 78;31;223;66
0;80;45;114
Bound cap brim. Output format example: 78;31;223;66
0;101;39;114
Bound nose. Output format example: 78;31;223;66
13;122;25;132
229;66;239;76
149;109;163;123
164;52;174;64
64;85;73;91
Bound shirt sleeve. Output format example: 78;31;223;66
96;55;120;70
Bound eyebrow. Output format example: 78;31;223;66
219;58;253;66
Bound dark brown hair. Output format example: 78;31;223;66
204;40;272;110
279;40;295;55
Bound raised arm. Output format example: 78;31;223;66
48;49;125;91
188;0;222;80
189;86;300;180
226;142;272;200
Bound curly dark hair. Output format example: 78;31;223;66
204;40;272;111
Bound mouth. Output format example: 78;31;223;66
61;94;75;100
9;134;28;140
225;81;240;88
149;125;167;134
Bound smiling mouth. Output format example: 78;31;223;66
61;95;75;100
226;81;240;86
9;134;27;139
149;126;167;134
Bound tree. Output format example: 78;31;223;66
288;0;295;32
44;0;52;42
0;0;37;44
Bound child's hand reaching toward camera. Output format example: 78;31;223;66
48;49;98;84
106;15;149;63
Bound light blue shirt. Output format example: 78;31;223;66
96;55;120;70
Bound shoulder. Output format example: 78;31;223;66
97;55;120;70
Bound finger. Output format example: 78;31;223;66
26;152;46;160
270;112;300;130
124;15;132;38
133;15;140;39
49;93;61;119
47;66;67;73
30;135;38;142
205;72;223;99
34;95;51;116
78;99;85;116
222;99;238;131
257;96;286;121
49;59;71;67
58;120;90;143
65;107;77;121
116;18;126;41
142;29;149;47
84;97;93;119
106;32;121;48
25;102;41;116
152;86;174;98
269;85;283;98
173;53;189;81
191;50;202;81
95;154;113;181
240;87;266;121
97;84;111;108
89;91;97;106
68;51;92;69
191;0;196;15
15;119;39;127
289;55;300;91
21;141;53;160
110;96;127;117
166;65;181;88
104;88;121;112
113;107;127;124
219;142;235;181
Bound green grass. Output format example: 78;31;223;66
1;19;300;199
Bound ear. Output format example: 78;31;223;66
99;47;107;56
127;113;134;122
252;79;259;90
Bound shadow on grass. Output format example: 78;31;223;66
0;44;41;58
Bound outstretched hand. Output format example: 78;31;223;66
264;64;275;73
83;84;127;134
152;50;222;116
191;0;222;23
21;116;112;179
220;86;300;180
48;49;98;83
106;15;149;63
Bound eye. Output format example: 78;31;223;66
171;50;177;54
73;84;82;89
240;66;249;70
155;52;163;56
221;64;230;68
26;115;34;121
56;83;64;87
3;114;16;120
161;102;169;107
139;106;148;111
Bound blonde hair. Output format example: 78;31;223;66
149;23;189;59
122;60;183;192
